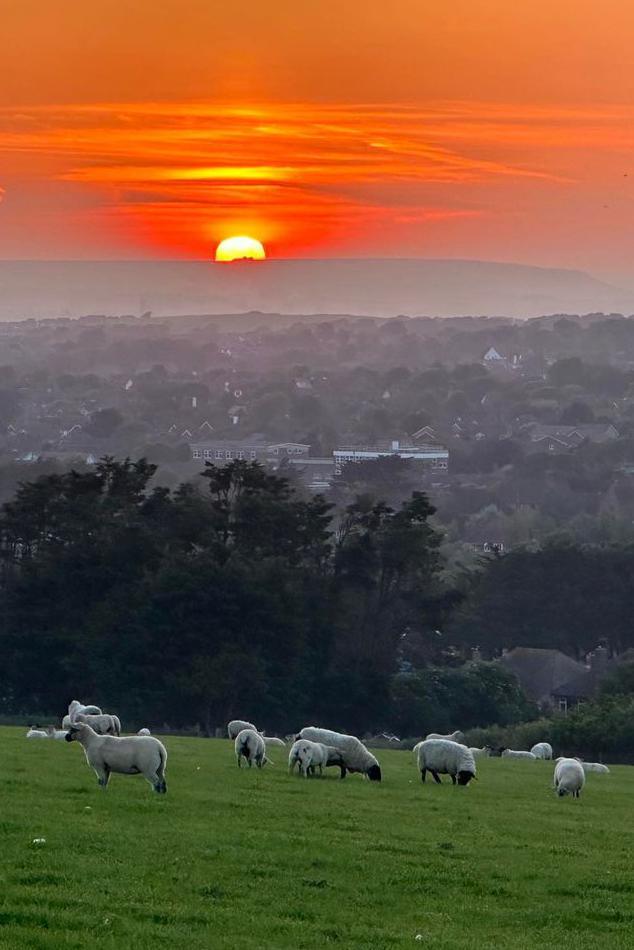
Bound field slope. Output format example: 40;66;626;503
0;727;632;949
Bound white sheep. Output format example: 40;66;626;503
45;726;69;740
501;749;537;760
65;722;167;793
137;728;151;736
73;712;120;736
530;742;553;759
262;736;286;748
227;719;258;740
26;727;49;739
297;727;381;781
235;729;267;768
68;700;103;718
579;761;610;774
288;739;345;778
425;730;465;744
554;757;585;798
417;739;477;786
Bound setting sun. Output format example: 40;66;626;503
215;236;266;262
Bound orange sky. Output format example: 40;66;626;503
2;1;634;274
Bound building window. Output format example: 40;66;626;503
273;448;279;455
192;449;201;458
214;450;222;459
225;450;232;459
558;698;568;714
237;451;244;460
203;449;212;458
250;450;257;459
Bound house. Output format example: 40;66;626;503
498;645;615;712
333;439;449;475
410;425;438;442
189;440;310;465
522;423;619;452
498;647;589;708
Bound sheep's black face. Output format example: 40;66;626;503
65;728;79;743
367;764;382;782
457;770;474;786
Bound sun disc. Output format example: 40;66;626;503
215;235;266;262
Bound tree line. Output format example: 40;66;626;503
2;457;634;739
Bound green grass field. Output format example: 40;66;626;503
1;727;632;949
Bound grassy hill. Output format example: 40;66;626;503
0;727;631;948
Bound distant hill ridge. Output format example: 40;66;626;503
0;258;631;321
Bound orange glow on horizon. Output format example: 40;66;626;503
2;1;634;270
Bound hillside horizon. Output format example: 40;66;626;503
0;258;632;321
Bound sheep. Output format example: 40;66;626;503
63;700;104;730
288;739;345;778
45;726;69;740
425;730;465;744
297;727;381;781
64;722;167;793
73;713;120;736
26;727;49;739
137;728;151;736
227;719;258;740
417;739;476;786
68;700;103;718
235;729;267;768
262;736;286;748
501;749;537;760
530;742;553;759
554;757;585;798
579;761;610;775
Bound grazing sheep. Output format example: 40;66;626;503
235;729;267;768
297;727;381;781
262;736;286;748
417;739;476;786
227;719;258;740
73;713;120;736
26;727;49;739
288;739;345;778
530;742;553;759
579;761;610;775
65;722;167;793
554;757;585;798
501;749;537;760
137;728;151;736
425;730;465;744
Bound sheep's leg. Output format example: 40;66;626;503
421;768;426;783
451;774;457;786
339;764;347;780
431;771;442;784
154;759;167;794
237;755;242;768
95;766;110;789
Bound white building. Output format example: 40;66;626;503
333;440;448;475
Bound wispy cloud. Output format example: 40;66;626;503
0;100;630;257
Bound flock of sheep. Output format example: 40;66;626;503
228;721;610;799
27;700;167;794
25;704;610;800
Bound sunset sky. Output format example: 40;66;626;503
2;0;634;276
